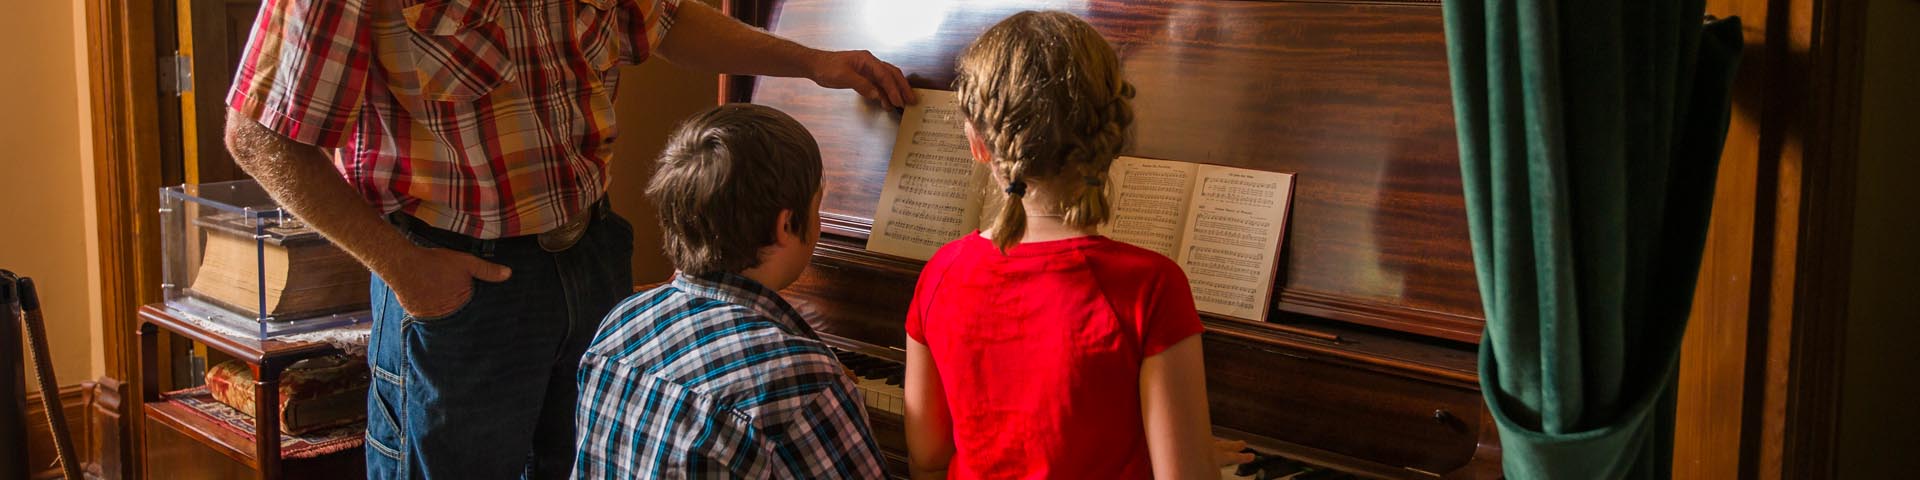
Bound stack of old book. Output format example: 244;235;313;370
204;356;368;436
188;213;368;321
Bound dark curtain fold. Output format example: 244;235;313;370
1441;0;1743;477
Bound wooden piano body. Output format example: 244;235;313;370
717;1;1500;477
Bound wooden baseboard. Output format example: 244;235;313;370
18;378;133;480
23;383;90;480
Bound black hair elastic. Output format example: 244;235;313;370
1005;181;1027;196
1084;176;1104;187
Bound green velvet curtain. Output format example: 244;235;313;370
1441;1;1743;478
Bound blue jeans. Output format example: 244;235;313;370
365;207;634;479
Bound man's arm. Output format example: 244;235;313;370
655;1;916;108
224;111;510;317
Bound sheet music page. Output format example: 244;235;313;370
1100;156;1199;259
867;89;989;261
1173;165;1296;322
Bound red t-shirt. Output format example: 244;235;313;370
906;233;1206;479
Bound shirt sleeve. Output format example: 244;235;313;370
1139;261;1205;358
226;0;373;148
767;377;887;479
905;247;959;344
905;267;934;344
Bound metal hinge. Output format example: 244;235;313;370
159;52;192;96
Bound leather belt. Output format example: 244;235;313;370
537;205;595;252
389;199;608;255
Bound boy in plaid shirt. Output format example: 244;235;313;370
572;104;882;479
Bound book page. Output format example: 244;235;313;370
1174;166;1296;322
1100;156;1200;259
867;89;989;261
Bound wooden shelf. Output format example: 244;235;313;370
137;304;356;479
145;397;261;470
137;305;336;368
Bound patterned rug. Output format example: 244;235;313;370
163;386;364;459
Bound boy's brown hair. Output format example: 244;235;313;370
646;104;822;275
954;11;1135;251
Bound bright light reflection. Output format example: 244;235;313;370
862;0;954;46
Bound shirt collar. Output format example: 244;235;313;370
670;271;818;339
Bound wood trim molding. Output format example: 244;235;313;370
86;0;166;387
1768;0;1866;475
86;378;133;480
1720;0;1869;477
18;381;132;480
85;0;168;476
1683;0;1867;477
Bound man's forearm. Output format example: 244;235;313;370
223;110;416;280
654;1;821;77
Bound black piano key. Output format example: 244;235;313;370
885;372;904;386
840;355;884;374
1233;450;1266;477
1255;459;1304;480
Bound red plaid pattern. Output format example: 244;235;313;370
229;0;680;238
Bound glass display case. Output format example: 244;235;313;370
160;180;370;339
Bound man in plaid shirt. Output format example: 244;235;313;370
574;105;881;479
222;0;911;477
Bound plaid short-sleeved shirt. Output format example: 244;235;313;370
228;0;680;238
573;272;886;479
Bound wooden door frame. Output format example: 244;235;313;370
1751;0;1866;476
1682;0;1865;477
83;0;169;477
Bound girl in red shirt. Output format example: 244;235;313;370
904;11;1241;480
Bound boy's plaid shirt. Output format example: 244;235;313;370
227;0;680;238
572;272;885;479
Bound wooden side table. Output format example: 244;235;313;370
136;304;357;479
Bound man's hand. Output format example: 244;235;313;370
385;247;513;318
655;2;918;108
808;50;916;109
227;111;518;321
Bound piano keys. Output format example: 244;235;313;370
828;345;905;417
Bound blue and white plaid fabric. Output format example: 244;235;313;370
571;271;885;479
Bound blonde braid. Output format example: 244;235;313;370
955;11;1134;252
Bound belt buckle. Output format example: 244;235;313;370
537;213;591;252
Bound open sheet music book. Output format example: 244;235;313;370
868;89;1297;322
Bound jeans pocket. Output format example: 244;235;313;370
404;279;481;325
365;361;409;478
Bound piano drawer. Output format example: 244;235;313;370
1204;332;1483;476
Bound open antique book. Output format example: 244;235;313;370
868;89;1297;322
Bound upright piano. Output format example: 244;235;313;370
716;1;1499;478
